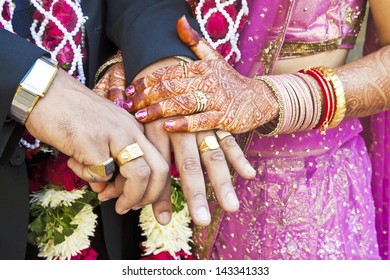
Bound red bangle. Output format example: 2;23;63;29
298;68;335;132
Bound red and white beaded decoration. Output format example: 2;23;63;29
0;1;87;148
189;0;248;65
0;0;15;32
30;0;87;83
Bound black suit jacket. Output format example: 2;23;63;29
0;0;198;259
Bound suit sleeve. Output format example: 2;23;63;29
0;29;47;162
106;0;200;84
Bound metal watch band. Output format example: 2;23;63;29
9;56;58;124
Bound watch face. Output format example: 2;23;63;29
204;136;219;149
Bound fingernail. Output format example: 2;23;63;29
120;209;130;215
158;211;171;225
196;206;211;223
123;100;133;111
226;192;239;208
114;100;124;108
99;197;111;202
164;120;176;130
125;85;135;96
135;109;147;120
132;205;142;211
245;163;256;175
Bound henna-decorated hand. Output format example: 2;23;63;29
93;60;131;106
126;16;279;133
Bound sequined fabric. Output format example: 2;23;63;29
278;0;366;57
196;125;379;260
192;0;381;260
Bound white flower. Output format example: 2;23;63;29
140;204;193;259
37;204;97;260
30;187;86;208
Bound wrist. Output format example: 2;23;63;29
9;56;58;125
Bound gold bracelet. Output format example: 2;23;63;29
94;53;123;85
314;66;346;129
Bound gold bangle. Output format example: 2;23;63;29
94;53;123;85
254;76;284;137
314;66;346;129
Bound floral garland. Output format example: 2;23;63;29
140;164;194;260
187;0;248;65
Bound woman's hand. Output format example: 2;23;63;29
126;16;279;134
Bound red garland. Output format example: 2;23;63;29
187;0;248;65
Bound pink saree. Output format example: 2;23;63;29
193;0;385;260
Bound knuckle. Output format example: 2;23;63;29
206;150;226;163
181;157;202;174
159;161;170;177
191;191;207;201
221;137;238;150
134;163;151;180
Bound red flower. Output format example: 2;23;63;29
41;20;64;51
225;4;238;21
56;42;74;70
43;153;87;191
200;0;216;15
71;247;98;260
1;2;11;21
52;1;78;31
205;11;228;40
170;156;180;178
141;250;195;260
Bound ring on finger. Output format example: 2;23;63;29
199;135;220;154
193;90;207;113
116;143;144;166
86;168;97;183
215;130;232;141
179;60;189;78
88;157;115;177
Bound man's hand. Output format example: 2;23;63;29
26;68;169;214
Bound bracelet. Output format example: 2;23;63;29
254;76;285;137
314;66;346;129
299;67;336;134
94;52;123;85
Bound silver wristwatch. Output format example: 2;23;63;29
9;56;58;124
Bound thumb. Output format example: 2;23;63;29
176;15;222;61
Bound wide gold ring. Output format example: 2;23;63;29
198;135;220;154
88;157;115;177
193;91;207;113
215;130;232;141
179;60;188;78
116;143;144;166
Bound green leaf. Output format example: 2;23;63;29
171;179;186;213
62;225;75;237
54;229;65;245
71;201;84;213
29;215;45;233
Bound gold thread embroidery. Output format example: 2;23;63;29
279;37;341;57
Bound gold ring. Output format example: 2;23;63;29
88;157;115;177
116;143;144;166
179;60;188;78
193;91;207;113
215;130;232;141
198;135;220;154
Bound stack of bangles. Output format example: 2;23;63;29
255;66;346;136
